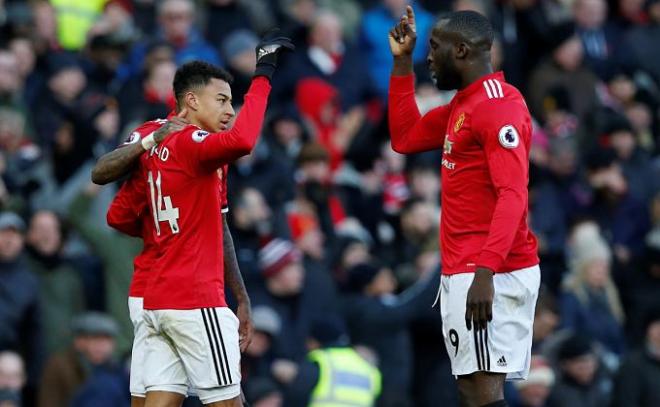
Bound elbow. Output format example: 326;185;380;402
234;138;256;157
390;140;409;154
91;168;108;185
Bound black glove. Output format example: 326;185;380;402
254;29;295;81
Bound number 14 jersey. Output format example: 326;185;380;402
140;77;271;310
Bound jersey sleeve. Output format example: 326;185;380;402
175;77;271;174
472;99;532;272
219;165;229;214
106;174;147;237
388;75;451;154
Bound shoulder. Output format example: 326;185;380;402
121;119;167;145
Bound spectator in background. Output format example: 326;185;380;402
125;0;220;78
601;113;655;204
25;210;85;355
0;212;41;394
508;356;556;407
548;335;613;407
532;289;562;354
625;240;660;342
38;312;121;407
221;29;258;101
7;36;41;114
116;41;176;130
490;0;559;89
528;22;600;123
244;377;283;407
229;142;296;212
294;142;344;240
338;262;438;407
560;221;626;355
275;316;381;407
205;0;255;52
0;352;26;407
67;184;141;353
0;107;45;210
396;198;438;279
230;187;277;284
625;0;660;86
582;149;650;264
253;238;319;363
50;0;107;51
360;0;434;98
263;104;307;166
82;34;128;95
573;0;627;80
406;163;440;207
0;49;25;112
611;307;660;407
242;306;281;382
274;9;376;113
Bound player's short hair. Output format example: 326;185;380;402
173;61;233;102
439;10;494;50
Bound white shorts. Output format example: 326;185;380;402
142;307;241;404
440;265;540;380
128;297;147;397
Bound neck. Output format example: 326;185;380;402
185;112;208;131
460;61;494;89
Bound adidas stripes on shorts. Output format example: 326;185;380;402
142;307;241;403
440;265;540;379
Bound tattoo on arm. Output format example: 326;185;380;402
223;214;250;305
91;143;145;185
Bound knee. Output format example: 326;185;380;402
457;379;475;407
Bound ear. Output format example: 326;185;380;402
455;42;469;59
183;91;199;111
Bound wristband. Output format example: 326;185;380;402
141;133;156;150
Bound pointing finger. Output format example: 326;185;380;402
406;5;416;32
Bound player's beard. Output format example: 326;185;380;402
432;60;462;91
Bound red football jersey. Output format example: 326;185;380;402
389;72;539;275
107;121;231;298
141;77;270;309
106;119;166;297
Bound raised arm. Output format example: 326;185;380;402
388;6;450;154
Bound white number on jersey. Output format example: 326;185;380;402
147;171;180;235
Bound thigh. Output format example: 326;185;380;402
143;310;189;396
163;307;242;404
440;273;483;377
490;266;541;380
129;297;148;397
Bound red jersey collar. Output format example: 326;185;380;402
455;71;505;99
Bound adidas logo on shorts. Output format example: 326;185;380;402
497;356;507;367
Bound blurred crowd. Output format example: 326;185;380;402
0;0;660;406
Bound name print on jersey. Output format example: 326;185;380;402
149;145;170;162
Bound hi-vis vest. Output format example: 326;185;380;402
51;0;107;50
308;347;381;407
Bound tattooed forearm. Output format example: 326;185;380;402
91;142;145;185
223;214;250;305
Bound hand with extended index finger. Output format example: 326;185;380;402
388;5;417;57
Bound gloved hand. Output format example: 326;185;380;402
254;29;295;81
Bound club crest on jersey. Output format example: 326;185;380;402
454;112;465;133
124;131;140;145
498;125;519;149
192;130;210;143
